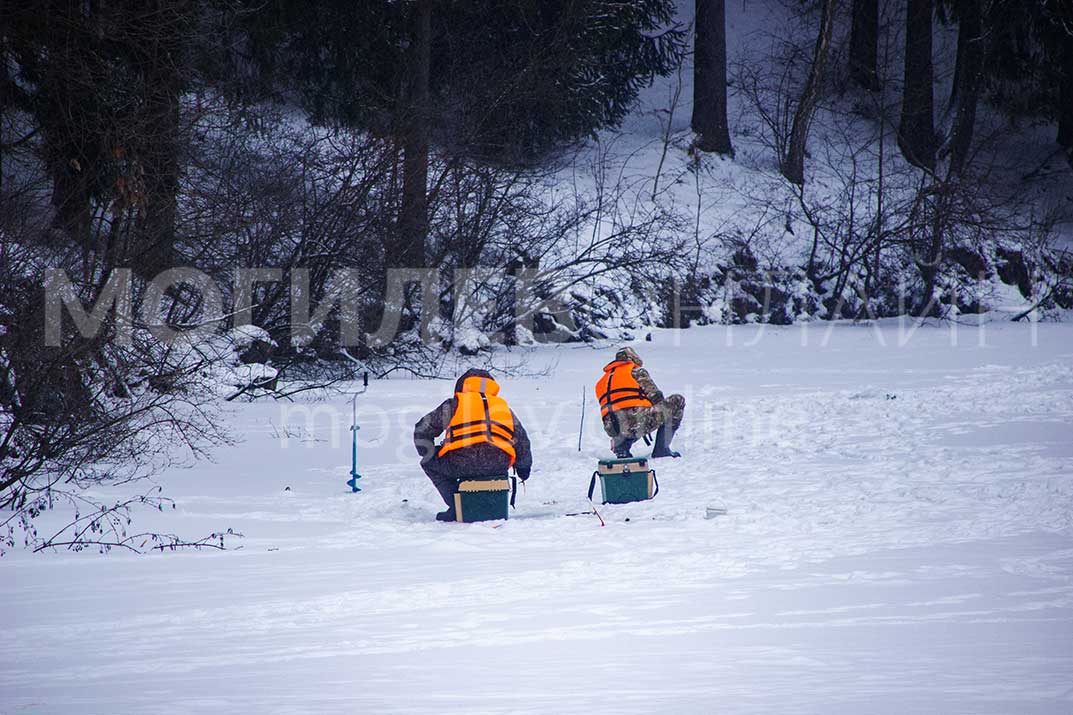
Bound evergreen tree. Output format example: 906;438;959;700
1;0;210;275
977;1;1073;161
232;0;685;272
238;1;686;161
447;0;687;159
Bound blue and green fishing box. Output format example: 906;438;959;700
589;457;658;505
453;475;511;523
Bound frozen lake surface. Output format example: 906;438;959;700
4;321;1073;713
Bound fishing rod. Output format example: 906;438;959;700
577;386;586;452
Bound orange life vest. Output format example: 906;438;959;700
595;360;652;416
438;375;517;464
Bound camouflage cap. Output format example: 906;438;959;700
615;346;643;366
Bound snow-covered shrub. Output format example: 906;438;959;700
0;234;236;553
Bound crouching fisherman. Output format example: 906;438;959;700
596;347;685;459
414;368;533;521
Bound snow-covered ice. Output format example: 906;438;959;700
3;320;1073;713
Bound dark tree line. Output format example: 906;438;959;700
690;0;1073;178
722;0;1070;325
894;0;1072;173
2;0;686;273
1;0;1070;551
2;0;220;279
0;0;687;551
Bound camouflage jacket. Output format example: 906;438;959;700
631;365;664;405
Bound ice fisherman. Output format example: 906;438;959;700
595;347;685;459
413;368;533;521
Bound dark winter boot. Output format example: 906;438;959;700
435;508;457;522
429;474;459;508
613;436;637;459
650;423;680;459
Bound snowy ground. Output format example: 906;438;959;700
4;319;1073;713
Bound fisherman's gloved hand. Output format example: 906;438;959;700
517;467;530;482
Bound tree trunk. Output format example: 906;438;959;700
49;160;93;250
0;45;6;197
914;192;945;317
397;0;431;270
780;0;837;186
691;0;733;155
1058;47;1073;165
849;0;879;91
42;12;94;258
947;10;964;109
898;0;936;171
870;116;885;302
136;67;181;277
947;0;983;176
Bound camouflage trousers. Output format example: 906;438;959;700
601;394;685;441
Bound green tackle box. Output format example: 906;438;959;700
589;457;658;505
454;475;511;523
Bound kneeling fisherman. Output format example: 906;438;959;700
414;368;533;521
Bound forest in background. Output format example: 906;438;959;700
1;0;1072;551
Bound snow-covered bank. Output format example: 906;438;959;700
3;321;1073;713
